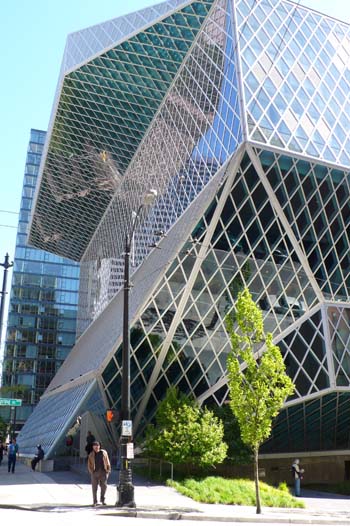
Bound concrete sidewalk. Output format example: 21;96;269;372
1;460;350;524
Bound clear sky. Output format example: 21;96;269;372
0;0;349;352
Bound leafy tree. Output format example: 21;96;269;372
211;404;252;464
144;387;227;469
226;288;294;514
0;416;7;440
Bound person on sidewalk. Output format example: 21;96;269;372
7;438;19;474
85;430;96;457
292;458;304;497
87;441;111;506
31;444;45;471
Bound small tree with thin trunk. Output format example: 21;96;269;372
226;288;294;514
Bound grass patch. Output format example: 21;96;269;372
167;476;304;508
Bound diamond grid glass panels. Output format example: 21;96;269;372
99;147;328;436
258;149;350;301
262;393;350;453
63;0;194;72
238;0;350;166
18;380;97;457
329;306;350;386
24;0;350;456
75;0;243;332
30;0;216;261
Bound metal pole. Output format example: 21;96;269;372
13;406;17;438
116;234;135;507
0;253;13;350
115;191;157;508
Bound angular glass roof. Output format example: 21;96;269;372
63;0;195;72
29;0;215;261
29;0;350;266
238;0;350;165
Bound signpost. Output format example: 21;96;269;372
0;398;22;407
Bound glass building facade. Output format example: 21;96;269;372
1;129;79;430
17;0;350;458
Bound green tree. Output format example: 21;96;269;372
144;386;227;469
0;416;7;440
226;288;294;514
211;404;252;464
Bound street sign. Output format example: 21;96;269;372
0;398;22;407
121;420;132;436
126;443;134;459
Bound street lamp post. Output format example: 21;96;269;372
116;189;157;508
0;253;14;350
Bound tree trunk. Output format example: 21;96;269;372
254;447;261;514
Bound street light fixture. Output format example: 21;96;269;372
116;188;158;508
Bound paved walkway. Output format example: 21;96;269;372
0;460;350;524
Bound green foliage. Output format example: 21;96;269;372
0;416;7;440
226;288;295;513
211;404;252;464
0;385;29;398
168;477;304;508
226;288;294;451
277;481;289;493
144;387;228;468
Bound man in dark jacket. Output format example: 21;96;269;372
7;438;19;473
31;444;45;471
87;441;111;506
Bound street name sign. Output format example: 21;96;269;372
0;398;22;407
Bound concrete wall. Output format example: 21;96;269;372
205;452;350;486
258;454;350;486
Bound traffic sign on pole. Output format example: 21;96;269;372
0;398;22;407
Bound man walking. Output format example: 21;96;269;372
87;441;111;506
7;438;19;473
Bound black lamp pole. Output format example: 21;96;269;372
116;231;135;507
116;189;157;508
0;253;13;350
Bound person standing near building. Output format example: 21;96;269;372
31;444;45;471
7;438;19;473
85;430;96;456
292;458;304;497
87;441;111;506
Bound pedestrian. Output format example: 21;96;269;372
31;444;45;471
85;430;95;456
0;440;5;466
292;458;304;497
7;437;19;473
87;441;111;506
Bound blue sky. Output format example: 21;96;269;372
0;0;349;342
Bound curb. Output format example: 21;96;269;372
102;508;350;525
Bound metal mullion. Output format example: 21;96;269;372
68;71;165;104
169;80;208;146
106;42;189;72
52;117;140;159
51;123;137;163
72;65;168;96
58;101;148;142
61;84;156;120
83;60;171;92
105;46;184;72
61;94;153;131
69;74;162;109
247;144;324;305
133;150;244;431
